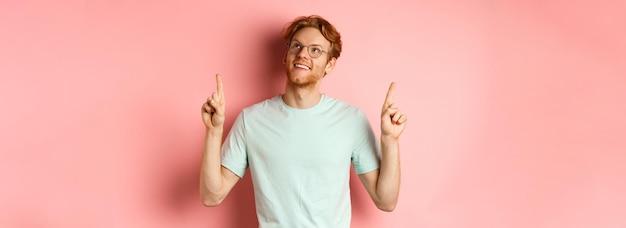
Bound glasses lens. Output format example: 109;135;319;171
308;46;322;58
289;43;299;54
288;42;325;58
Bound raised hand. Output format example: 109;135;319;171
202;74;225;130
381;82;407;139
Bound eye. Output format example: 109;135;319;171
293;43;302;49
310;47;322;53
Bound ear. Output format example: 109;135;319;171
324;57;337;75
283;41;290;64
282;51;289;64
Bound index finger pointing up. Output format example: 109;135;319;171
216;74;224;100
384;82;396;105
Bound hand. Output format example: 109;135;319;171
381;82;407;139
202;74;225;130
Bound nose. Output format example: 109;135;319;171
296;46;309;59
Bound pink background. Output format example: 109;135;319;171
1;0;625;227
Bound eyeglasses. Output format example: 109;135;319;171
287;41;329;58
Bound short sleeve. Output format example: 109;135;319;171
351;110;380;174
221;112;249;178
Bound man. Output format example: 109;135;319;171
200;15;407;227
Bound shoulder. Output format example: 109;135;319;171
323;95;374;135
241;95;282;115
323;95;364;113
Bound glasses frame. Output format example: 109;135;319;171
287;41;329;58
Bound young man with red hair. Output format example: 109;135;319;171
200;15;407;227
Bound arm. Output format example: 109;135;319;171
199;74;241;206
359;82;407;212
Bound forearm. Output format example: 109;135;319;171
199;128;225;205
376;135;401;210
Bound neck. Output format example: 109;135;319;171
282;81;322;109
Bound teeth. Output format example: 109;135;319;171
295;64;310;70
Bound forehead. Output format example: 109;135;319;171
291;27;331;47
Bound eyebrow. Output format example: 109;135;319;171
291;39;323;47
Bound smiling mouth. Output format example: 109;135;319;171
294;63;311;70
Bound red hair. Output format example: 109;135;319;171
281;15;342;59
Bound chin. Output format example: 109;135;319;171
288;76;310;85
286;74;316;88
287;69;307;80
286;68;323;85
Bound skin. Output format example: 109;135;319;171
199;27;408;212
282;27;336;108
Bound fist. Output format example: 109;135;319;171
202;74;225;130
381;82;407;139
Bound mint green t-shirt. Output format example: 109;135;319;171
221;94;380;228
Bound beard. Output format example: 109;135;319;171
284;66;324;89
